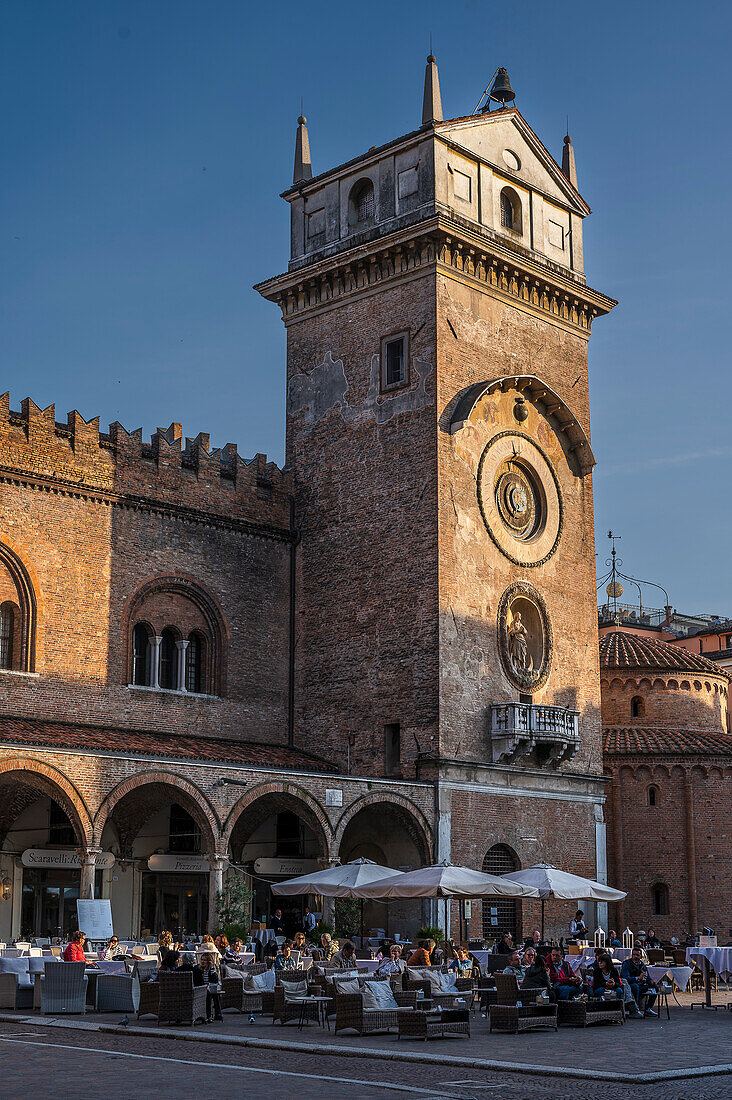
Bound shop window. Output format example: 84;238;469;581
384;723;401;776
652;882;669;916
169;803;201;854
158;628;178;690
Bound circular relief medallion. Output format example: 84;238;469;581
477;432;562;567
498;581;553;691
502;149;521;171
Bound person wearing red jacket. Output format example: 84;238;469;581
547;946;584;1001
62;930;90;963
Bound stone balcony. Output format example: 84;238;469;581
490;702;580;766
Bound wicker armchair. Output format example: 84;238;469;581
0;972;34;1009
41;961;87;1015
156;972;207;1026
405;975;472;1008
273;979;323;1026
489;972;558;1034
137;978;161;1019
334;990;417;1035
557;998;624;1027
97;973;141;1014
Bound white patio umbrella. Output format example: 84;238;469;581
351;860;539;944
501;863;627;937
271;858;405;945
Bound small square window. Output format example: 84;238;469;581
381;332;409;391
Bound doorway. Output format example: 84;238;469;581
140;873;209;937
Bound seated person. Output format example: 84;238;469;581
178;951;204;986
330;939;357;968
502;952;525;981
263;938;279;962
222;938;245;965
608;929;622;948
589;953;623;1001
569;910;588;939
520;948;552;997
377;944;405;975
98;936;122;960
495;932;514;955
547;946;584;1001
407;940;432;968
320;933;339;962
621;946;658;1017
63;930;94;965
448;945;473;976
293;931;311;957
274;940;297;970
523;929;542;950
645;929;662;949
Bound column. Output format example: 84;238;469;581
175;639;189;692
594;804;608;932
322;859;338;930
611;769;625;930
683;771;698;933
208;855;226;932
150;636;162;689
79;848;102;901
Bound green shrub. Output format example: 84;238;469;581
307;919;333;945
415;925;445;943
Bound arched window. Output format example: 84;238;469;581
186;632;204;694
482;844;520;940
159;628;178;690
500;188;521;233
0;605;14;670
651;882;669;916
349;179;375;226
631;695;645;718
131;623;151;686
647;784;658;807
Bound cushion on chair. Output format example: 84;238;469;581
281;978;308;1002
439;972;459;993
246;969;276;992
0;958;32;987
333;977;360;995
362;981;399;1011
407;967;430;982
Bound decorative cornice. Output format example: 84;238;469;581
256;214;615;334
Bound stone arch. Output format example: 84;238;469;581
0;537;41;672
667;679;679;690
651;677;665;689
0;757;92;847
222;781;332;854
448;375;595;475
121;574;229;696
680;680;691;691
333;791;432;862
92;770;220;854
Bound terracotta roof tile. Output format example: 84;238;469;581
0;715;335;773
603;726;732;756
599;630;730;679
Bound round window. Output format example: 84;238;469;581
502;149;521;171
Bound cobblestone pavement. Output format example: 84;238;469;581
69;989;732;1077
0;1021;730;1100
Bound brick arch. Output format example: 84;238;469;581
333;791;432;863
121;574;229;696
0;757;92;846
93;770;220;853
0;535;41;672
222;781;332;855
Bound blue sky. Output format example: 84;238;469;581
2;1;730;614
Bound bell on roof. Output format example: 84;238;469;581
487;67;515;109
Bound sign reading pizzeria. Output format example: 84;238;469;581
147;854;210;873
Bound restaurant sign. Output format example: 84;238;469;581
253;858;320;877
21;849;116;869
147;854;210;873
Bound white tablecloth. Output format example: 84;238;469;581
356;959;380;973
251;929;276;946
686;946;732;980
470;950;494;974
647;965;693;990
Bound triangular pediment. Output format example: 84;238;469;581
436;109;589;215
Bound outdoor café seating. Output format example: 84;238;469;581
156;971;207;1027
333;980;418;1036
0;956;35;1009
40;960;87;1015
96;972;141;1014
489;974;558;1034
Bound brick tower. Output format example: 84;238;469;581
258;60;616;935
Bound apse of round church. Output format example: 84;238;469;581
498;581;553;691
477;431;562;567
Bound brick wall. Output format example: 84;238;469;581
601;674;728;731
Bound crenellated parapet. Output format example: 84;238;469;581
0;394;292;533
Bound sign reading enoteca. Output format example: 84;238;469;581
253;858;320;876
21;849;116;869
147;854;210;873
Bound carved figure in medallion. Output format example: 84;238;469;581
507;612;533;673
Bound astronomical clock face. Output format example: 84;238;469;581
477;432;562;567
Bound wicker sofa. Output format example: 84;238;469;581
334;989;418;1035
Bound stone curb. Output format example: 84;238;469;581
1;1013;730;1084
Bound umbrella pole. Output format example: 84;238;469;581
360;898;364;948
541;899;545;940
